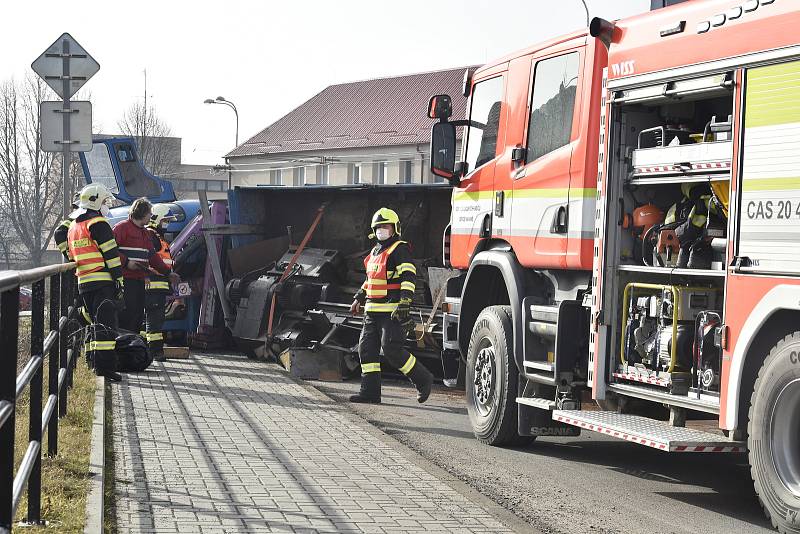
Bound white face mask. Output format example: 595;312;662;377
375;228;392;241
100;205;110;217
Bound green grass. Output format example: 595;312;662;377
13;319;96;532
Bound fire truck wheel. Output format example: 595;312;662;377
466;305;530;446
748;331;800;533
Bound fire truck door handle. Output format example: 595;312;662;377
479;214;492;238
731;256;752;272
551;205;568;234
494;191;504;217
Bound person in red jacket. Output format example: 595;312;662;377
113;198;174;334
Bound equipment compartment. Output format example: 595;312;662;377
603;72;737;405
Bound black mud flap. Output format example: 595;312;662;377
518;402;581;437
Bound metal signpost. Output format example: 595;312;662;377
31;33;100;217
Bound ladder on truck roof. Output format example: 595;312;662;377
552;410;746;453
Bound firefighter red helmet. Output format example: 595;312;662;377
631;204;664;238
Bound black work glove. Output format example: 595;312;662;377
354;289;366;305
391;300;410;321
675;220;702;246
114;280;126;311
391;299;414;333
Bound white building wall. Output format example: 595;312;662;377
228;141;461;188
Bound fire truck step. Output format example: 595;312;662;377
516;397;556;410
551;410;746;453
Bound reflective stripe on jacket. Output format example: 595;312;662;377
55;219;72;259
113;219;170;280
363;240;404;299
146;230;173;293
363;240;409;314
68;217;113;285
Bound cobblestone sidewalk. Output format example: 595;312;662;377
111;352;516;533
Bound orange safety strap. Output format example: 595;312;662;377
266;203;328;337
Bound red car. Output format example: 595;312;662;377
19;287;31;311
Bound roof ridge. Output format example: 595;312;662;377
227;66;472;158
326;65;478;87
238;84;333;147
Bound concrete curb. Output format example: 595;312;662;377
84;375;106;534
276;364;537;534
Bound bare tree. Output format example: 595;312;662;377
0;75;70;267
117;101;178;176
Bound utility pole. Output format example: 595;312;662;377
143;69;148;155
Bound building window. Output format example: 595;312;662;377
377;162;387;185
319;164;329;185
294;167;305;186
270;169;283;185
400;160;413;184
349;164;361;184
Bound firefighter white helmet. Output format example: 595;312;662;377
77;184;113;211
150;204;176;227
70;184;114;218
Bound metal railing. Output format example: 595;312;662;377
0;263;79;532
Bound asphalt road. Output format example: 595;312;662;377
311;377;775;534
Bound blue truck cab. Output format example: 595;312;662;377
78;137;201;234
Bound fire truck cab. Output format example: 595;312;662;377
430;1;800;530
429;27;606;438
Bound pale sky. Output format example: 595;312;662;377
1;0;649;165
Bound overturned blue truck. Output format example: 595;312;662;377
79;137;454;380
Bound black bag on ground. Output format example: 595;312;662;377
116;333;153;372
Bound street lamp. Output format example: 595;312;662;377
578;0;590;26
204;96;239;190
204;96;239;147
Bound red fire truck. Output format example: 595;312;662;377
427;0;800;530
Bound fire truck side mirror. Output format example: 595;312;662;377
428;94;453;120
430;122;459;184
589;17;617;48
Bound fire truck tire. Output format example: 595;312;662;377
466;305;531;446
748;331;800;533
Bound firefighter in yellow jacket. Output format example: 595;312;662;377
54;193;94;330
144;204;179;362
349;208;433;404
67;184;124;382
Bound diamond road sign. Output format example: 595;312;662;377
31;33;99;99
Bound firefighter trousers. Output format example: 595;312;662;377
144;292;166;358
81;285;118;376
357;313;421;377
119;278;146;333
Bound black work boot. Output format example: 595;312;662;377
349;373;381;404
407;362;433;403
102;371;123;382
